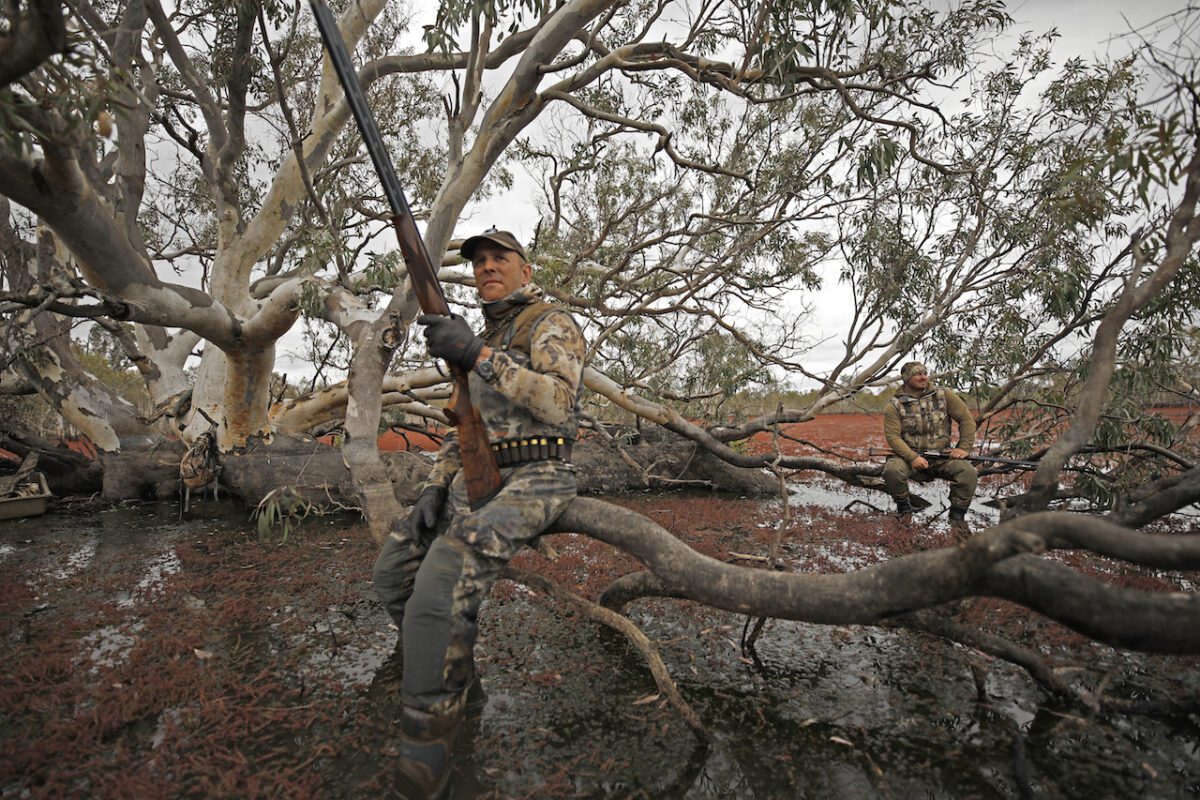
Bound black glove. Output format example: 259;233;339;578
408;485;447;544
417;314;485;370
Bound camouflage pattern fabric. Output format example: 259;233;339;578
373;283;586;716
423;284;585;492
374;460;577;715
882;385;978;510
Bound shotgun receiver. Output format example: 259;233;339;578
310;1;502;509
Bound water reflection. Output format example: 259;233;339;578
2;498;1197;798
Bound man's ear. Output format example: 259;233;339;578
521;260;533;285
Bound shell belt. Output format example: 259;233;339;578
491;436;573;466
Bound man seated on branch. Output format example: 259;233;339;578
372;229;586;799
882;361;978;534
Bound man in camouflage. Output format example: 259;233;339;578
372;229;585;799
883;361;977;535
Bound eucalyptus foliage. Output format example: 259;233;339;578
0;0;1197;513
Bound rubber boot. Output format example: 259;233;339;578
948;506;971;541
395;706;461;800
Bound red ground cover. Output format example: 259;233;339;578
2;407;1197;797
376;428;442;452
744;413;887;460
319;429;444;452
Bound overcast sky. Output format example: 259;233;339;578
277;0;1193;382
458;1;1191;241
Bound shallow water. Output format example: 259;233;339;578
2;496;1198;798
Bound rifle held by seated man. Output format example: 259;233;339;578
867;447;1040;469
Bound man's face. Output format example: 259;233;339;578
472;243;531;302
904;367;930;393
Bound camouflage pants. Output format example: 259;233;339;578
372;460;576;715
882;456;978;510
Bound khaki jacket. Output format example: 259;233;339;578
883;386;975;463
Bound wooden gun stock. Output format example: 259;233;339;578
310;1;501;509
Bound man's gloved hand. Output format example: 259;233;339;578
408;485;447;544
417;314;485;370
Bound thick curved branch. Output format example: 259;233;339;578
1023;144;1200;511
1110;466;1200;527
554;498;1200;654
0;0;67;86
0;154;247;347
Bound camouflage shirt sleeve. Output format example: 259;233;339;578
487;310;585;425
883;403;919;462
423;429;462;492
944;389;976;452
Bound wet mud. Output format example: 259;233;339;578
1;488;1198;798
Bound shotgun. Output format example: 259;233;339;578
309;1;501;509
867;447;1039;469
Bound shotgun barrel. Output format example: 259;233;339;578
309;1;501;509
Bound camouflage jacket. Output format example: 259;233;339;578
424;284;586;491
883;386;976;462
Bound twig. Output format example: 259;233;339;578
501;565;709;742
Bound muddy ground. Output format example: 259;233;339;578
2;411;1199;798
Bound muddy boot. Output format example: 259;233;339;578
894;495;915;517
395;706;461;800
949;507;971;542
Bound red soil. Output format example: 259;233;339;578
320;429;444;452
13;404;1195;464
744;413;887;460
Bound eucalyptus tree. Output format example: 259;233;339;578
0;0;1070;506
311;0;1200;718
0;1;447;459
562;18;1200;524
1;1;1200;775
